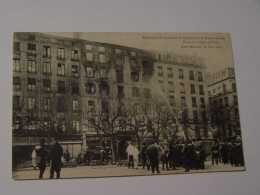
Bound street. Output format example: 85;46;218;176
13;161;244;180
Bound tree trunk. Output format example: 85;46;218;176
110;138;116;164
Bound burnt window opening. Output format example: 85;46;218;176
199;85;204;95
117;86;124;98
58;80;66;94
13;42;20;52
99;83;109;96
142;60;152;72
28;44;36;56
72;65;79;77
43;79;51;92
131;72;139;82
201;111;207;122
193;110;198;122
190;84;196;94
116;70;124;83
72;83;79;95
200;97;206;108
85;82;96;94
28;78;36;91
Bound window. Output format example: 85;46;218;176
192;97;197;107
187;58;192;64
169;96;175;106
86;67;94;77
72;83;79;94
72;100;79;112
193;110;198;122
72;65;79;77
159;81;164;91
179;69;184;79
233;95;238;105
73;120;80;132
143;88;151;98
71;50;78;60
27;61;36;73
190;84;195;94
167;55;171;61
115;49;121;54
29;35;35;41
13;59;20;72
180;83;185;93
43;62;51;74
117;86;124;98
99;69;107;79
99;83;109;96
131;51;136;57
168;68;173;78
101;101;108;112
57;48;65;59
181;97;186;107
232;83;236;92
198;71;203;81
43;46;51;57
115;56;123;65
88;100;95;111
177;56;182;63
132;87;140;97
131;72;139;82
13;96;20;110
28;44;36;55
157;66;163;77
200;97;206;108
169;82;174;92
85;82;96;94
57;63;65;76
189;70;194;80
86;52;93;62
13;77;20;90
43;98;51;111
199;85;204;95
219;98;223;106
99;54;106;63
57;97;66;112
224;97;229;106
223;84;226;92
13;42;20;52
130;59;137;68
116;70;123;83
28;97;36;109
58;81;66;94
99;46;105;52
28;78;36;91
157;53;161;60
43;79;51;92
86;45;92;50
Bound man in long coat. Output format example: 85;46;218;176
147;141;160;174
49;138;63;179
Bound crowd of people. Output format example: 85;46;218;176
126;137;244;174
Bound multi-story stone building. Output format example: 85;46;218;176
12;32;209;162
207;68;241;137
153;52;209;139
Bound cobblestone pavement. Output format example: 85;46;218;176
13;161;245;180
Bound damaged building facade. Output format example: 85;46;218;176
12;32;209;162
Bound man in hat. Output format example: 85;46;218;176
147;141;160;174
36;138;47;179
49;138;63;179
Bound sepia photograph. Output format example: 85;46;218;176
12;32;245;180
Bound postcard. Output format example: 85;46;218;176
12;32;244;180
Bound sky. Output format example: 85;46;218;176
44;32;234;75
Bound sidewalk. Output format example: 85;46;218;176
13;161;245;180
